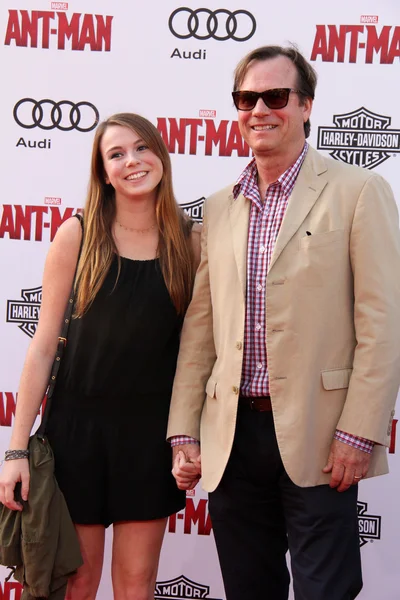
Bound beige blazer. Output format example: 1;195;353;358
167;146;400;492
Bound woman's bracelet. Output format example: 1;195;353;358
4;449;29;461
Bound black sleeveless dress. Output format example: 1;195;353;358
46;255;186;527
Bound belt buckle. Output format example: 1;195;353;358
249;398;255;410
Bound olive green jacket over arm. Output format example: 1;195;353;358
0;435;83;599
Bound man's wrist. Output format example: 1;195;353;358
169;435;200;447
334;430;374;454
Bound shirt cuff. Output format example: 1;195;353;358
169;435;200;447
334;430;374;454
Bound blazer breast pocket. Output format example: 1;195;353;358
299;229;345;249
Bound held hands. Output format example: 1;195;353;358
323;439;371;492
172;444;201;491
0;459;30;511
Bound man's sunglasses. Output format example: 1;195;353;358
232;88;301;111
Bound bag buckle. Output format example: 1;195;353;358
58;336;67;347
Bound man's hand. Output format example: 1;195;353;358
323;439;371;492
172;444;201;490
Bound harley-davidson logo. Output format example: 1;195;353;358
317;107;400;169
155;575;222;599
180;197;205;223
6;286;42;338
358;501;381;547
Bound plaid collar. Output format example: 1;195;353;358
233;142;309;202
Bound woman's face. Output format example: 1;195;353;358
100;125;163;205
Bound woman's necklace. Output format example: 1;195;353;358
116;220;157;235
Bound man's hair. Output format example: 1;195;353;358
233;45;318;138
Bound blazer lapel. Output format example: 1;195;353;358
229;192;250;298
268;147;328;273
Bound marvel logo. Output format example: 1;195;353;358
51;1;68;9
199;110;216;118
360;15;378;23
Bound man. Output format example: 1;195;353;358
167;45;400;600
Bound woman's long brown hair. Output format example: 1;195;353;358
74;113;195;317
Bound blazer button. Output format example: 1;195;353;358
236;341;242;350
232;386;239;395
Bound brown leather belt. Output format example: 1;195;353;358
239;395;272;412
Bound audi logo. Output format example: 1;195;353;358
13;98;100;132
169;8;256;41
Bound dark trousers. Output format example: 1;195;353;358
208;405;363;600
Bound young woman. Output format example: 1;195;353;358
0;113;201;600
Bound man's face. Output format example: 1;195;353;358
237;56;312;160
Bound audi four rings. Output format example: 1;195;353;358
168;8;256;41
13;99;99;132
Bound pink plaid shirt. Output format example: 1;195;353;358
172;143;373;454
238;146;307;396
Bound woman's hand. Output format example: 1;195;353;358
0;459;30;511
172;447;201;490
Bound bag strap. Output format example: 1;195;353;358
37;213;83;438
